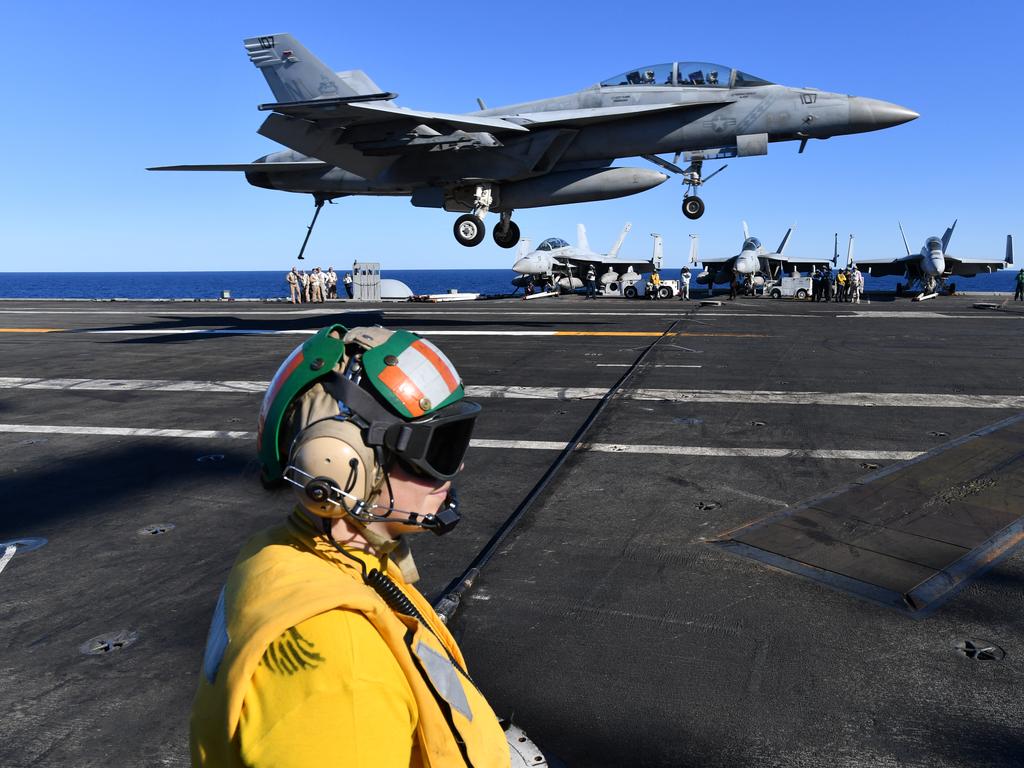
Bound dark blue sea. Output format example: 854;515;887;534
0;269;1017;300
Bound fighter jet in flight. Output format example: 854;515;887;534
149;33;918;251
511;223;656;291
855;222;1014;293
691;222;799;288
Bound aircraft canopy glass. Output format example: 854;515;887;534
744;237;762;250
600;63;773;88
538;238;570;251
926;237;942;252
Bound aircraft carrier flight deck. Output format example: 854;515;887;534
1;295;1023;767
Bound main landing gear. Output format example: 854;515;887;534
452;184;519;248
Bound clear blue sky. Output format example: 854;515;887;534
2;0;1021;271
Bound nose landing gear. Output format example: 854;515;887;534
643;154;727;221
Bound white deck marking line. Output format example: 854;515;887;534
467;385;1024;409
0;544;16;577
470;439;920;460
0;424;921;461
596;364;702;368
2;378;1022;409
0;424;251;439
82;329;562;337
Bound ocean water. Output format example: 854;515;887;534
0;268;1017;300
0;270;516;300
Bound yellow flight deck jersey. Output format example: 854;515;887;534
190;512;509;768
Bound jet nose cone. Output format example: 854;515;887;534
848;97;919;132
513;257;542;274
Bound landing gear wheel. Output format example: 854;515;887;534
795;288;808;300
682;196;705;220
657;286;673;299
623;285;638;299
454;214;486;247
493;220;520;249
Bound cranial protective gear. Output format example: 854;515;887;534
256;324;479;535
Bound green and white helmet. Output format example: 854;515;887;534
257;324;477;484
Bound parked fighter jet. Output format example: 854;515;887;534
511;223;657;291
691;222;797;288
149;33;918;251
855;222;1014;293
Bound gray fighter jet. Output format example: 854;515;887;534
691;222;798;288
511;223;657;291
149;33;918;251
855;222;1014;293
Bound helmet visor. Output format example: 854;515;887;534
383;400;480;480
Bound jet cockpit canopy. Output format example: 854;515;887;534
744;237;762;251
600;63;772;88
926;237;943;253
538;238;570;251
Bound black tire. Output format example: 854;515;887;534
454;214;485;247
658;286;672;299
795;288;808;300
769;288;782;299
624;286;638;299
682;196;705;220
492;220;520;249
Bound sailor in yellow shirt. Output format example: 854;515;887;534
190;324;512;767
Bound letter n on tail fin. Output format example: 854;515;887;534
244;34;375;103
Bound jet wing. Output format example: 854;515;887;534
943;256;1008;277
259;97;530;134
507;101;730;128
854;258;915;278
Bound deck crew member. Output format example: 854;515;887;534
190;325;512;768
343;271;354;299
326;267;338;299
1015;269;1024;301
679;267;691;300
585;265;597;299
286;267;300;304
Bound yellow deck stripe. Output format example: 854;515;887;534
554;331;767;338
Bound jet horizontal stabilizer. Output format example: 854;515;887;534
147;161;328;172
258;93;398;112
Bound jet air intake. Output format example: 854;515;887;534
497;167;668;210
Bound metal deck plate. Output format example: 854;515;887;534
715;413;1024;616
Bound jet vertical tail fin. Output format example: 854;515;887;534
776;224;795;256
833;233;839;266
941;219;957;253
244;34;384;103
577;224;590;252
651;233;664;269
517;238;532;260
1007;234;1014;265
742;221;750;240
847;234;856;268
608;222;632;258
689;234;699;266
898;221;912;256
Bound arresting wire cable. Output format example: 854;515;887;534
432;308;699;623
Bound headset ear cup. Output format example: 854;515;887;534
288;420;377;518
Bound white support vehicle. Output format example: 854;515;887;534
767;276;812;300
623;277;679;299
